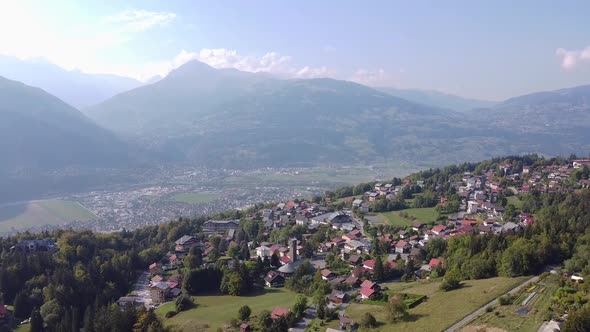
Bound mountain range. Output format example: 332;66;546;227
376;87;497;112
0;55;142;108
1;59;589;201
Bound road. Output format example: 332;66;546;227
444;275;541;332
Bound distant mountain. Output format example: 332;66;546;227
0;76;132;171
475;84;590;156
86;60;518;168
0;56;142;108
376;87;496;112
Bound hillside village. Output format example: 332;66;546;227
112;158;590;331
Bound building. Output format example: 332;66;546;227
175;235;199;252
264;271;285;287
11;239;58;253
202;219;239;233
271;307;290;319
149;282;169;304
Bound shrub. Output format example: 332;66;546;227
498;295;514;306
360;312;377;328
486;306;494;313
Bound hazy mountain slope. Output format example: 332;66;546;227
87;61;488;167
0;76;130;172
376;87;497;112
0;55;142;108
473;84;590;156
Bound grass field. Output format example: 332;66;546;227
506;196;523;209
345;276;529;332
378;207;439;227
173;192;219;204
463;275;559;332
0;199;96;233
156;288;299;331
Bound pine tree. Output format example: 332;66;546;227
373;255;384;281
29;307;43;332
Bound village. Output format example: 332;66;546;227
112;159;590;331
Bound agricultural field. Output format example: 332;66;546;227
156;288;299;331
377;207;439;227
345;276;529;332
0;199;96;233
173;192;219;204
463;275;560;332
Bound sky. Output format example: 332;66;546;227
0;0;589;100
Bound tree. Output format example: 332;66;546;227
238;305;251;321
292;295;308;318
386;297;408;322
440;266;462;291
30;307;43;332
316;296;327;319
13;291;30;318
175;293;193;312
373;255;385;281
258;310;272;330
360;312;377;328
270;253;280;268
562;306;590;332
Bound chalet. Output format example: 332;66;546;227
431;224;447;236
395;240;410;253
409;247;423;261
573;159;590;169
321;269;336;280
359;287;377;300
428;258;444;270
344;275;361;287
271;307;291;319
329;277;346;287
363;259;375;270
328;290;348;304
344;239;366;254
368;192;379;202
240;323;252;332
295;215;309;226
411;223;426;232
360;280;380;291
342;229;362;241
149;262;163;277
202;220;239;233
352;199;363;207
264;271;285;287
360;202;370;214
502;222;520;233
348;254;362;266
175;235;199;252
398;230;407;239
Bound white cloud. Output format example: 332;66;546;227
119;48;331;82
350;68;390;86
104;10;176;32
556;46;590;70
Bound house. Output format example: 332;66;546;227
321;269;336;280
395;240;410;253
362;260;375;270
264;271;285;287
328;290;348;304
360;202;370;214
352;199;363;207
202;219;239;233
271;307;291;319
116;296;142;308
345;240;367;254
256;245;272;259
329;277;346;288
149;262;163;276
431;224;447;236
398;230;407;239
502;222;521;233
348;254;362;266
360;287;377;300
360;280;380;291
428;258;445;270
344;276;361;287
240;323;252;332
342;230;362;241
175;235;199;252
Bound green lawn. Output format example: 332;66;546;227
345;276;529;332
173;192;219;204
506;196;524;209
157;288;299;331
378;207;439;227
0;199;96;233
15;324;29;332
465;275;559;332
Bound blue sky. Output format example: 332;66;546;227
1;0;589;100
